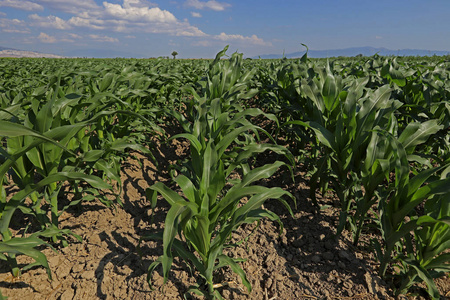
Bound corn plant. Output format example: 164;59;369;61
0;118;113;277
143;48;294;299
145;141;293;299
1;53;449;300
285;62;403;244
0;72;157;279
371;135;450;299
355;119;444;244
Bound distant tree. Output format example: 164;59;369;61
171;51;178;59
356;53;363;57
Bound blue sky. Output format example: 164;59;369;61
0;0;449;58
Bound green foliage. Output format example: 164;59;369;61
0;51;449;299
0;61;159;280
261;54;449;298
143;48;294;299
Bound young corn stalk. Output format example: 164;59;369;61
0;73;157;279
0;118;113;277
285;60;402;245
368;130;450;299
143;48;295;299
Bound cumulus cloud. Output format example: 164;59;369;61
1;18;25;25
185;0;230;11
0;0;43;11
47;0;206;36
103;2;177;23
60;37;74;43
53;33;83;43
174;23;206;36
89;34;119;43
2;28;29;33
2;0;265;46
68;16;105;30
38;32;56;43
214;32;271;46
122;0;158;9
68;33;82;39
29;14;72;30
0;18;30;33
33;0;99;14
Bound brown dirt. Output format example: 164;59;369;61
1;128;449;300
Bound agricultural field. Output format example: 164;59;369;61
0;47;449;299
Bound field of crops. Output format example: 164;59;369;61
1;47;449;299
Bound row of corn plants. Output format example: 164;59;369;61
143;47;295;299
259;53;449;298
1;52;449;299
0;65;161;295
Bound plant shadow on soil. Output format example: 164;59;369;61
92;132;197;299
1;122;449;299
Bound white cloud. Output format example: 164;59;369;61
2;28;30;33
214;32;271;46
68;33;82;39
103;1;177;23
174;22;206;36
89;34;119;43
1;0;230;42
185;0;230;11
61;1;207;37
68;16;105;30
60;38;74;43
0;17;30;33
1;18;25;25
38;32;56;43
122;0;158;9
0;0;43;11
34;0;99;14
55;33;83;43
29;14;72;30
0;11;6;16
125;35;136;38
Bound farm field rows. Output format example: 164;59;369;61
0;48;449;299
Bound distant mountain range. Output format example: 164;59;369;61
0;46;65;58
253;47;450;59
2;45;449;59
0;46;144;58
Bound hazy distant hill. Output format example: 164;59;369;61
0;46;139;58
3;45;449;59
254;47;450;59
0;47;65;58
0;46;16;51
